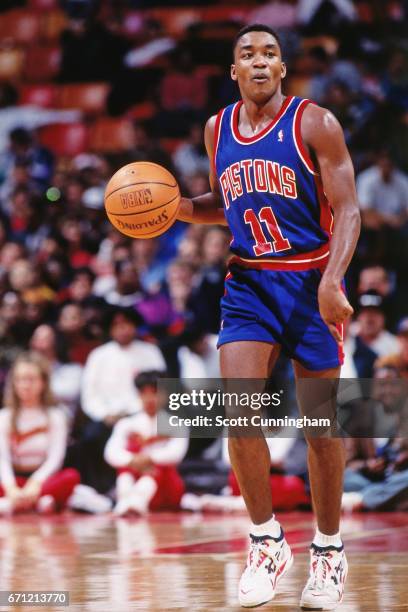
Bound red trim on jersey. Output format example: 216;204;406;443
336;283;347;366
212;108;225;176
337;323;345;365
314;173;334;237
232;96;294;144
293;99;317;174
228;243;330;271
224;271;232;296
293;99;334;237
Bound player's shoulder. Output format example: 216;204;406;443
204;115;217;142
204;104;234;153
302;102;342;135
205;103;234;135
204;113;220;154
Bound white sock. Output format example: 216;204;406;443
313;527;342;548
250;514;282;539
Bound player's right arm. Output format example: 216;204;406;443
177;116;228;225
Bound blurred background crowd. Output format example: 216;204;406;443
0;0;407;516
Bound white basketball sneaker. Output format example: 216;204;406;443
238;530;293;608
300;544;348;610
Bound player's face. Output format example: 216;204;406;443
231;32;286;103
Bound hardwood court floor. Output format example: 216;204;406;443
0;511;407;611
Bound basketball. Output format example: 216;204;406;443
104;161;181;239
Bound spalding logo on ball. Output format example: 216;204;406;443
104;161;181;239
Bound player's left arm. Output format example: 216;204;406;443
302;104;361;343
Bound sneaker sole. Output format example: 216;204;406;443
300;601;341;611
240;552;294;608
300;586;345;610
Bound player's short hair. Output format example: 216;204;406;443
233;24;282;56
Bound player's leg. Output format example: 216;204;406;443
221;341;293;607
221;340;280;525
294;361;347;611
294;362;345;534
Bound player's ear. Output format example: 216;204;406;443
231;63;237;81
281;62;287;79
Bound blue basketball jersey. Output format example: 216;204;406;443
214;96;333;271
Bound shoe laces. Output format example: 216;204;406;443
308;550;333;591
248;538;278;575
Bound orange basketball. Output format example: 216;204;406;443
104;161;181;239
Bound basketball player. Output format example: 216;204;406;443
178;24;360;610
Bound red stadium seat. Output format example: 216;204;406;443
58;83;109;114
40;10;68;41
38;123;89;156
160;138;183;155
89;118;134;153
19;84;58;108
24;45;61;81
0;48;24;80
202;6;250;22
128;102;157;121
28;0;59;10
0;10;41;45
147;9;200;36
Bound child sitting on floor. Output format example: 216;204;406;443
104;370;188;515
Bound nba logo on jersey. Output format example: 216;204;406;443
278;129;284;142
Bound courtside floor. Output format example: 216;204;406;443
0;511;407;611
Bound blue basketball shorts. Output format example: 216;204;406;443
218;264;344;371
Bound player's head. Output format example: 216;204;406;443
232;24;286;103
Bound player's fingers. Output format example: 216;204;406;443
331;304;353;324
344;302;354;317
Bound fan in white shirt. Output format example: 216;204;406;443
81;308;165;423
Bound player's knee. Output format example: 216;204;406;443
305;437;340;453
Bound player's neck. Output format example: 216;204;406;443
241;91;286;131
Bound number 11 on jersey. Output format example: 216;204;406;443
244;206;292;256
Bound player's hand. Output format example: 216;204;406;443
177;197;193;222
318;281;353;343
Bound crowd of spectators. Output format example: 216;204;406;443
0;0;407;514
